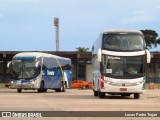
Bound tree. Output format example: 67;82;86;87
76;47;89;52
140;29;160;48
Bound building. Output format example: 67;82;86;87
0;51;160;88
147;52;160;83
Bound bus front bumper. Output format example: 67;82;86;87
100;84;144;94
10;83;37;89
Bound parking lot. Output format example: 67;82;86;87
0;89;160;120
0;88;160;111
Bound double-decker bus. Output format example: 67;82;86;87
7;52;72;93
92;30;150;99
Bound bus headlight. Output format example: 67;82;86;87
31;80;35;84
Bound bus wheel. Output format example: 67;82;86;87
98;91;105;98
17;89;22;93
94;91;98;96
134;93;140;99
55;83;66;92
38;82;44;93
43;89;47;92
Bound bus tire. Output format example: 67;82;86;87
55;89;60;92
134;93;140;99
17;89;22;93
38;82;44;93
98;91;105;98
94;91;98;96
43;89;47;92
55;83;66;92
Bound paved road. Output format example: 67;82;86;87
0;88;160;120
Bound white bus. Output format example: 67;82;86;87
7;52;72;93
92;30;150;99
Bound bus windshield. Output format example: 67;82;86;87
11;57;40;80
103;34;144;51
101;55;145;79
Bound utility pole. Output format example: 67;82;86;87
54;17;59;51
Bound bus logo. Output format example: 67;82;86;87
2;112;11;117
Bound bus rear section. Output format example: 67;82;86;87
41;57;72;92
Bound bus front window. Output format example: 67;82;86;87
12;59;40;80
103;34;144;51
102;55;145;79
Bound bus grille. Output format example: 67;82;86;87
109;82;138;86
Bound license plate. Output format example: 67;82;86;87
120;88;127;91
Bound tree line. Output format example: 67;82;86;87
141;29;160;48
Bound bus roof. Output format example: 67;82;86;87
101;29;143;35
13;52;70;60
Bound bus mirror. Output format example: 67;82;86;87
7;61;12;68
35;61;40;68
146;49;150;63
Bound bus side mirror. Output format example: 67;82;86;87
7;61;12;68
35;61;40;68
146;49;150;63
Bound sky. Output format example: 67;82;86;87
0;0;160;51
